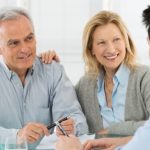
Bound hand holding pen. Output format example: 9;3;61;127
55;121;69;137
56;118;74;136
47;116;75;136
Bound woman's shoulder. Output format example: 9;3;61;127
78;73;97;83
75;73;97;90
129;64;150;82
131;64;150;74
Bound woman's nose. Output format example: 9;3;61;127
106;42;116;53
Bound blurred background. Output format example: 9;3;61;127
0;0;149;84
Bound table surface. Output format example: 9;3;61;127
0;145;53;150
0;144;54;150
0;134;128;150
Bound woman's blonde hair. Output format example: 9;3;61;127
83;11;137;77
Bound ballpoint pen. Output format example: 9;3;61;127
47;116;70;130
55;121;69;137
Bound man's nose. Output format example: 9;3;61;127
20;42;29;52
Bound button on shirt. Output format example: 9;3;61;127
97;64;130;128
0;56;88;143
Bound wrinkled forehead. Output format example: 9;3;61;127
0;13;34;37
0;16;34;42
0;14;33;27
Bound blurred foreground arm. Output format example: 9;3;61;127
56;135;132;150
55;135;83;150
83;136;132;150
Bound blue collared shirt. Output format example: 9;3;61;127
0;56;88;143
123;117;150;150
97;64;130;128
116;117;150;150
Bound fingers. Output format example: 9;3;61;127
56;118;74;136
47;50;56;63
35;123;49;136
60;118;74;126
41;51;51;63
83;140;94;150
83;138;122;150
54;53;60;62
56;127;73;136
27;136;37;143
83;139;108;150
101;145;116;150
55;136;70;150
38;50;60;63
55;135;82;150
18;122;50;143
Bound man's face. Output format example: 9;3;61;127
0;15;36;74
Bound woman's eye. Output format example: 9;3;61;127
114;38;120;42
98;41;105;45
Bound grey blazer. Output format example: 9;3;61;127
75;65;150;135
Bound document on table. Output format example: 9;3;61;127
36;133;95;150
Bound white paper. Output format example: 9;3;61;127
36;134;95;150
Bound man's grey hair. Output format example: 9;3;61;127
0;7;34;29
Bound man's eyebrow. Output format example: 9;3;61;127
7;32;35;43
7;39;19;44
26;32;35;37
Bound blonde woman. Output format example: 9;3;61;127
42;10;150;136
75;10;150;136
55;7;150;150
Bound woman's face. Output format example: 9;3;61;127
92;23;126;72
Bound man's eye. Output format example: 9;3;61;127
26;36;33;41
8;41;19;48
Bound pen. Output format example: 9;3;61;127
47;116;70;130
55;121;69;137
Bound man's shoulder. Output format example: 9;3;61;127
35;57;65;79
35;57;63;71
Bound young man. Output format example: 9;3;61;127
0;7;88;147
55;5;150;150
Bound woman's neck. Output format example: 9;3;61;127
104;69;116;81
